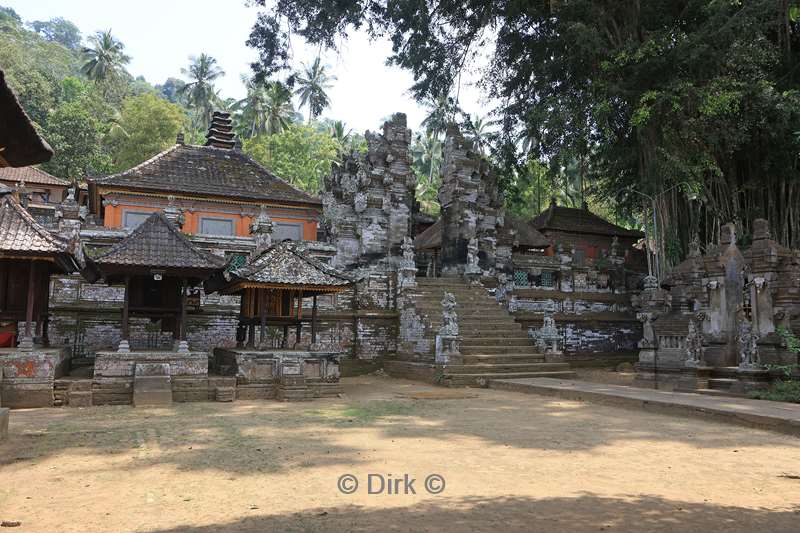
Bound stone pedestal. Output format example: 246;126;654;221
0;408;8;441
0;347;71;408
544;351;566;363
731;367;771;395
435;334;462;365
133;363;172;406
276;357;307;402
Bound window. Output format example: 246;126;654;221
123;211;152;229
200;217;235;236
274;221;303;241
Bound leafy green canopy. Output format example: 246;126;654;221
247;0;800;261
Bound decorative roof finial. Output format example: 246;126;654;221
163;195;184;227
250;204;274;257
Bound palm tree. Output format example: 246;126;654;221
262;82;295;135
81;30;131;87
179;53;225;133
294;57;336;123
328;120;353;154
411;132;443;214
421;94;458;140
465;114;493;155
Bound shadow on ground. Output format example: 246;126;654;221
145;493;800;533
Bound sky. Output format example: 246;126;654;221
5;0;486;134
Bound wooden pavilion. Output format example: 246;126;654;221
0;193;78;349
84;210;226;352
208;239;354;349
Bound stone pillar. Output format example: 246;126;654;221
250;204;273;258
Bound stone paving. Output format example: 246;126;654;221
490;377;800;436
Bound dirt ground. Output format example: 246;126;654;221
1;375;799;533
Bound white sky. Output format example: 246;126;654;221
5;0;486;134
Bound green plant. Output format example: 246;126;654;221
749;380;800;404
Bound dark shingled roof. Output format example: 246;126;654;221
0;69;54;167
224;241;354;290
531;202;643;239
0;194;69;255
414;216;550;251
92;211;226;271
91;143;321;206
0;165;70;187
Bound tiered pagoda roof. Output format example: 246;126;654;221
0;69;53;167
0;194;77;271
90;112;320;207
86;211;226;281
214;241;354;295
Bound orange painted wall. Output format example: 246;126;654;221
104;203;317;240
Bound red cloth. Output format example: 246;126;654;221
0;332;15;347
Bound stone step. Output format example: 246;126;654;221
442;370;577;387
460;331;529;340
463;354;546;365
460;346;543;355
709;378;736;390
444;362;566;373
414;307;510;317
694;388;747;398
460;337;533;347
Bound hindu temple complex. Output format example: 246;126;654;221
1;84;799;412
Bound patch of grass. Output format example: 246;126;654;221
749;380;800;403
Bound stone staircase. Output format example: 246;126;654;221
392;277;574;387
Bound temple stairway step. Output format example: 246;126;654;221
441;370;576;387
443;362;565;373
460;346;543;356
709;378;737;391
462;354;546;365
460;338;534;347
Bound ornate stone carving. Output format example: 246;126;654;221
637;312;656;349
737;315;761;369
531;313;562;355
684;317;705;367
435;292;461;364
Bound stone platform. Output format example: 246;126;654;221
213;348;342;401
0;347;71;408
0;407;8;440
489;377;800;436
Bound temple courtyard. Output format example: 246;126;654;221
1;375;798;532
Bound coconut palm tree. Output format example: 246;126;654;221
411;132;443;214
294;57;336;123
421;94;458;140
465;114;494;155
179;53;225;133
262;82;295;135
81;30;131;87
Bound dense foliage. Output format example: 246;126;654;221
248;0;800;264
0;6;360;196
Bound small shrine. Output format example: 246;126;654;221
0;192;80;407
634;219;800;393
83;207;226;405
207;206;355;401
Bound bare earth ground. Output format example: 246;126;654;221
1;375;799;533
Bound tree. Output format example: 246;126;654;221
247;0;800;263
42;100;109;181
29;17;82;50
243;124;340;193
464;114;493;155
107;93;188;171
411;132;443;215
179;53;225;133
156;77;186;104
293;56;335;123
81;30;131;87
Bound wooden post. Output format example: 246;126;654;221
180;278;188;341
121;275;131;341
22;262;36;342
311;295;318;344
259;289;267;347
295;290;303;345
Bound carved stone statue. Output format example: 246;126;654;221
684;317;705;367
439;292;459;337
466;237;480;271
401;236;415;266
637;312;656;349
738;316;761;369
